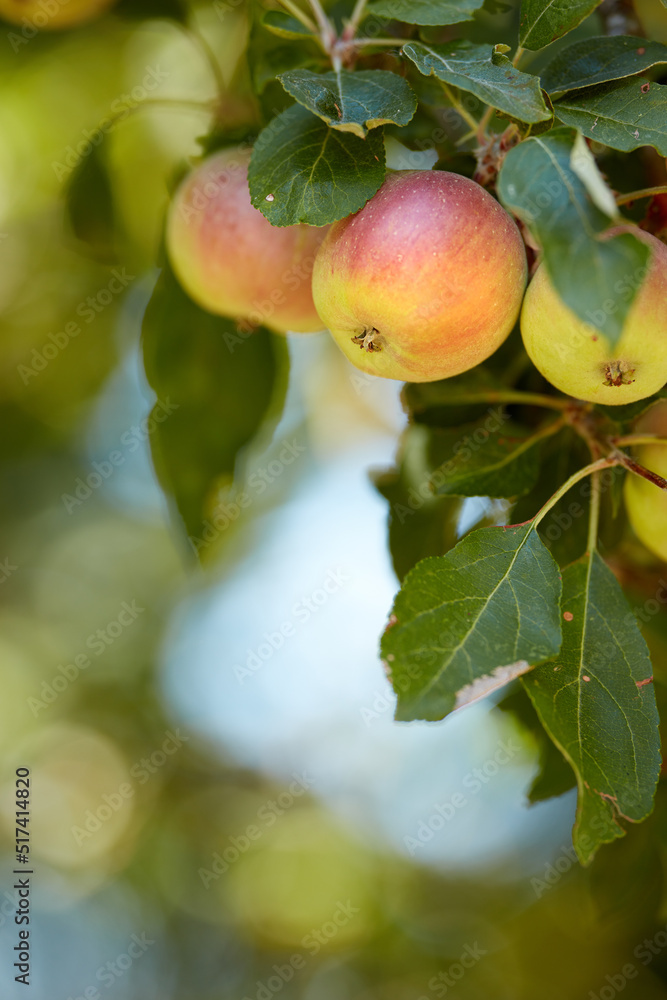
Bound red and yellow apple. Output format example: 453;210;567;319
521;227;667;405
167;147;327;334
0;0;117;29
624;400;667;561
311;169;527;382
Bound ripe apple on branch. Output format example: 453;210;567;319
123;0;667;864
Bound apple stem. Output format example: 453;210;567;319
614;451;667;491
424;390;571;411
531;456;620;530
308;0;338;49
586;471;602;554
615;186;667;206
512;45;525;68
343;0;368;39
346;38;409;48
275;0;318;33
476;105;495;143
441;84;480;134
454;126;478;148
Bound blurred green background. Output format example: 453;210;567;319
2;2;667;998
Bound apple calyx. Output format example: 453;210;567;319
351;329;383;353
603;361;636;388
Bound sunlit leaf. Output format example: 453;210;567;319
404;40;552;123
497;127;650;345
542;35;667;95
382;524;562;721
142;263;287;549
520;0;603;51
555;79;667;156
367;0;484;26
248;103;386;226
279;69;417;138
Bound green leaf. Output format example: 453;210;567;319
403;367;507;428
511;427;592;567
403;40;552;124
278;69;417;138
497;126;651;345
248;103;386;226
555;79;667;156
65;142;117;262
542;35;667;96
262;10;314;39
382;524;563;722
374;424;463;582
520;0;604;51
426;414;559;499
523;553;661;865
366;0;484;26
528;732;577;802
568;129;617;216
497;687;576;803
141;263;287;548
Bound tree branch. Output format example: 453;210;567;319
614;450;667;490
616;186;667;206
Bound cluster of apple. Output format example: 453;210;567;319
167;147;667;559
168;147;667;406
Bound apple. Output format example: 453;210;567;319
521;227;667;405
0;0;117;29
167;147;327;335
624;400;667;561
310;169;527;383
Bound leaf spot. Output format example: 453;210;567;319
453;660;533;712
563;611;574;621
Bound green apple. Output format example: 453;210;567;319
167;147;327;334
311;169;527;382
624;400;667;561
521;227;667;405
0;0;116;28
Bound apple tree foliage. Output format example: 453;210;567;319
67;0;667;865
